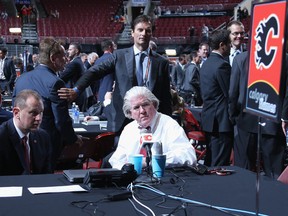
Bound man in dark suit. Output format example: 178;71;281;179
13;38;83;170
0;89;52;175
0;46;16;94
171;54;186;91
229;51;285;178
58;15;172;134
96;39;116;103
0;94;13;124
60;42;89;111
200;29;233;166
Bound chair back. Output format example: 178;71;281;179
184;108;201;131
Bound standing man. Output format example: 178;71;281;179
200;29;233;166
180;51;202;106
229;52;285;178
59;15;172;135
226;20;245;66
13;38;83;170
96;39;117;103
198;42;209;68
60;42;88;111
0;90;52;175
171;54;186;91
0;47;16;94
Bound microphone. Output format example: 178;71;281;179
140;127;153;171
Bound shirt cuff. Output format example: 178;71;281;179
73;87;80;96
103;99;111;107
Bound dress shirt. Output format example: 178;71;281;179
133;46;150;86
0;57;6;80
13;119;31;160
229;48;241;66
109;112;197;170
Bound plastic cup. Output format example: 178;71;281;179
128;154;143;175
152;155;166;178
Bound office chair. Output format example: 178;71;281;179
183;108;206;161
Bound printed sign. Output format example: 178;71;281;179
246;0;287;120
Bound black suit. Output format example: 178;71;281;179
2;57;16;92
229;51;285;178
0;119;52;175
200;52;233;166
60;56;89;111
0;107;13;124
75;46;172;133
171;62;185;90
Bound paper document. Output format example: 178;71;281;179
74;128;87;132
28;185;87;195
0;187;23;197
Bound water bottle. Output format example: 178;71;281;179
73;105;80;124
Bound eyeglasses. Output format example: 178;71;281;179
231;32;245;36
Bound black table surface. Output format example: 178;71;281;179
0;166;287;216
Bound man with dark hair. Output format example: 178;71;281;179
198;42;209;68
59;15;172;135
180;51;202;106
60;42;89;111
171;54;186;91
0;89;52;175
0;47;16;94
200;29;233;166
95;39;117;103
13;38;83;170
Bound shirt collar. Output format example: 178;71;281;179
13;118;30;139
133;45;149;56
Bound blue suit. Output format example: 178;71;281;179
12;65;78;167
0;119;52;175
95;53;115;102
0;107;13;124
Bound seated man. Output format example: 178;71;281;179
0;94;13;124
109;86;197;170
0;90;52;175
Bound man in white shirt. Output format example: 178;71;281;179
109;86;197;170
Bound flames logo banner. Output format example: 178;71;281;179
246;0;287;120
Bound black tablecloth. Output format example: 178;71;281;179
0;166;287;216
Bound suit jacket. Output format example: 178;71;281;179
96;53;115;102
200;52;232;132
60;56;85;88
75;46;172;132
0;107;13;125
171;63;185;89
0;119;52;175
229;51;283;135
13;65;78;163
3;57;16;90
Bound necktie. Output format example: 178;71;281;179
22;136;30;173
137;52;146;86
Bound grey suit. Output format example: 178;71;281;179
75;47;172;133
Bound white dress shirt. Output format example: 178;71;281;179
109;112;197;170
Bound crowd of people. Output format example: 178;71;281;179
0;14;287;180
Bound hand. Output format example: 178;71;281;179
58;88;78;102
83;116;99;121
282;121;287;135
104;91;113;100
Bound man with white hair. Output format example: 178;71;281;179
109;86;197;170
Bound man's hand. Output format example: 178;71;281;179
58;88;78;102
282;121;287;135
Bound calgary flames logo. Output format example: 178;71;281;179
254;14;279;70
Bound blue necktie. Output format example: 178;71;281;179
137;52;146;86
